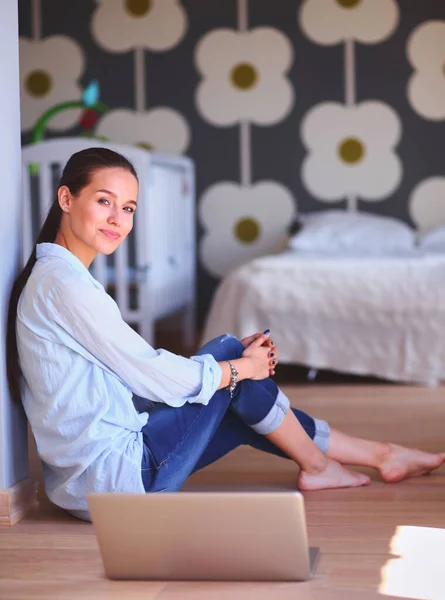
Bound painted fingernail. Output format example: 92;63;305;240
263;329;270;335
272;360;276;365
269;352;275;357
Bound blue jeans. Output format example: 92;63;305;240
138;334;330;493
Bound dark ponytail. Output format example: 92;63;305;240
6;147;138;404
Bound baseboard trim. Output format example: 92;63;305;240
0;476;39;526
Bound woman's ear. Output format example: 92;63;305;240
57;185;71;213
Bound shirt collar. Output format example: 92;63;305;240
36;243;91;275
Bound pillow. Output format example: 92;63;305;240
288;210;416;256
417;224;445;254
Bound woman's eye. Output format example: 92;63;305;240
124;206;135;214
98;198;110;205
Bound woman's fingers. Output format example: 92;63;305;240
241;333;266;348
251;332;271;348
269;357;277;378
241;331;278;378
242;332;275;350
268;347;278;362
262;334;273;348
261;330;273;348
240;335;255;348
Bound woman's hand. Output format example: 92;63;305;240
241;332;278;376
241;333;277;380
240;333;268;348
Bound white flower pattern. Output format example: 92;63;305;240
407;20;445;121
91;0;187;53
199;182;295;277
96;108;190;154
195;27;294;126
299;0;399;45
19;36;84;132
409;177;445;233
301;101;402;202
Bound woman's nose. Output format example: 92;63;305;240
107;209;121;226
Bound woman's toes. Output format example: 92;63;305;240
356;473;371;486
379;444;444;483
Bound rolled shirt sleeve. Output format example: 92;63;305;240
47;274;222;407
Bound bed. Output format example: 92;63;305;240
201;250;445;385
21;138;196;347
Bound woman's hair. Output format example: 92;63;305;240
6;147;138;404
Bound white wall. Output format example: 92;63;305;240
0;0;28;489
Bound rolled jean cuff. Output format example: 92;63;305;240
313;418;330;453
251;389;290;435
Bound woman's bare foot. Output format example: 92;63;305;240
378;444;445;483
298;457;370;491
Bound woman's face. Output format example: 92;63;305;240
59;167;138;257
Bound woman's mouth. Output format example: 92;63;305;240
99;229;121;240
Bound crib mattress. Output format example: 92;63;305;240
202;252;445;384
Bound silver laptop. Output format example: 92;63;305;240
87;490;320;581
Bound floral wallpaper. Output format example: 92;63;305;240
299;0;402;209
18;0;445;322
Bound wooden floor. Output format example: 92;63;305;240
1;383;444;600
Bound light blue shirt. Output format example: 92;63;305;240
17;243;222;520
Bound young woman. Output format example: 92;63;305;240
7;148;444;521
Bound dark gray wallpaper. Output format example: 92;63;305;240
18;0;445;323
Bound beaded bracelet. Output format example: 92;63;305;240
227;361;238;398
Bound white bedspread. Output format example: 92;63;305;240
202;252;445;384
